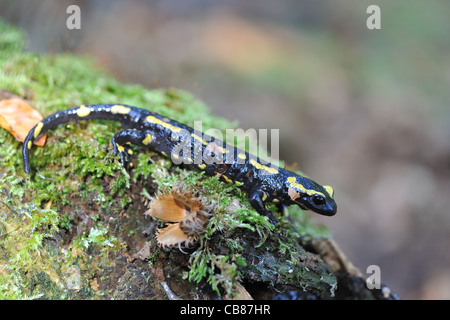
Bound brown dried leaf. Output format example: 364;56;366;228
0;98;46;146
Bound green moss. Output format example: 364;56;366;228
0;193;64;299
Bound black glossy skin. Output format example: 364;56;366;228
22;104;337;224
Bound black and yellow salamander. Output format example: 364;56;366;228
22;104;337;224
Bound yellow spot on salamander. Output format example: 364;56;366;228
191;133;208;145
27;141;32;149
33;122;44;139
142;133;152;145
145;115;182;133
237;153;247;160
222;175;233;183
262;192;267;201
77;105;91;117
323;185;334;198
117;144;125;153
272;199;280;203
264;167;278;175
286;176;325;197
219;146;226;154
128;149;133;155
111;105;131;114
249;159;279;175
198;164;206;170
172;153;179;160
286;177;296;184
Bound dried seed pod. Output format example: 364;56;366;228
155;223;196;249
146;185;214;249
147;193;188;222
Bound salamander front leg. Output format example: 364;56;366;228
248;190;278;225
112;129;146;168
276;203;289;217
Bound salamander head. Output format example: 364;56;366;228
285;175;337;216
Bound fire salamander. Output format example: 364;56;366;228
22;104;337;224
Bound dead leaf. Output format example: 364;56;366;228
0;98;46;146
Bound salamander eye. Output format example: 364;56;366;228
312;194;326;206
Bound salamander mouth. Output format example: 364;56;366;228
293;198;337;216
293;200;308;211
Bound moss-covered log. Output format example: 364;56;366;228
0;20;398;300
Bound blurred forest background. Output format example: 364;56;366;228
1;0;449;299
